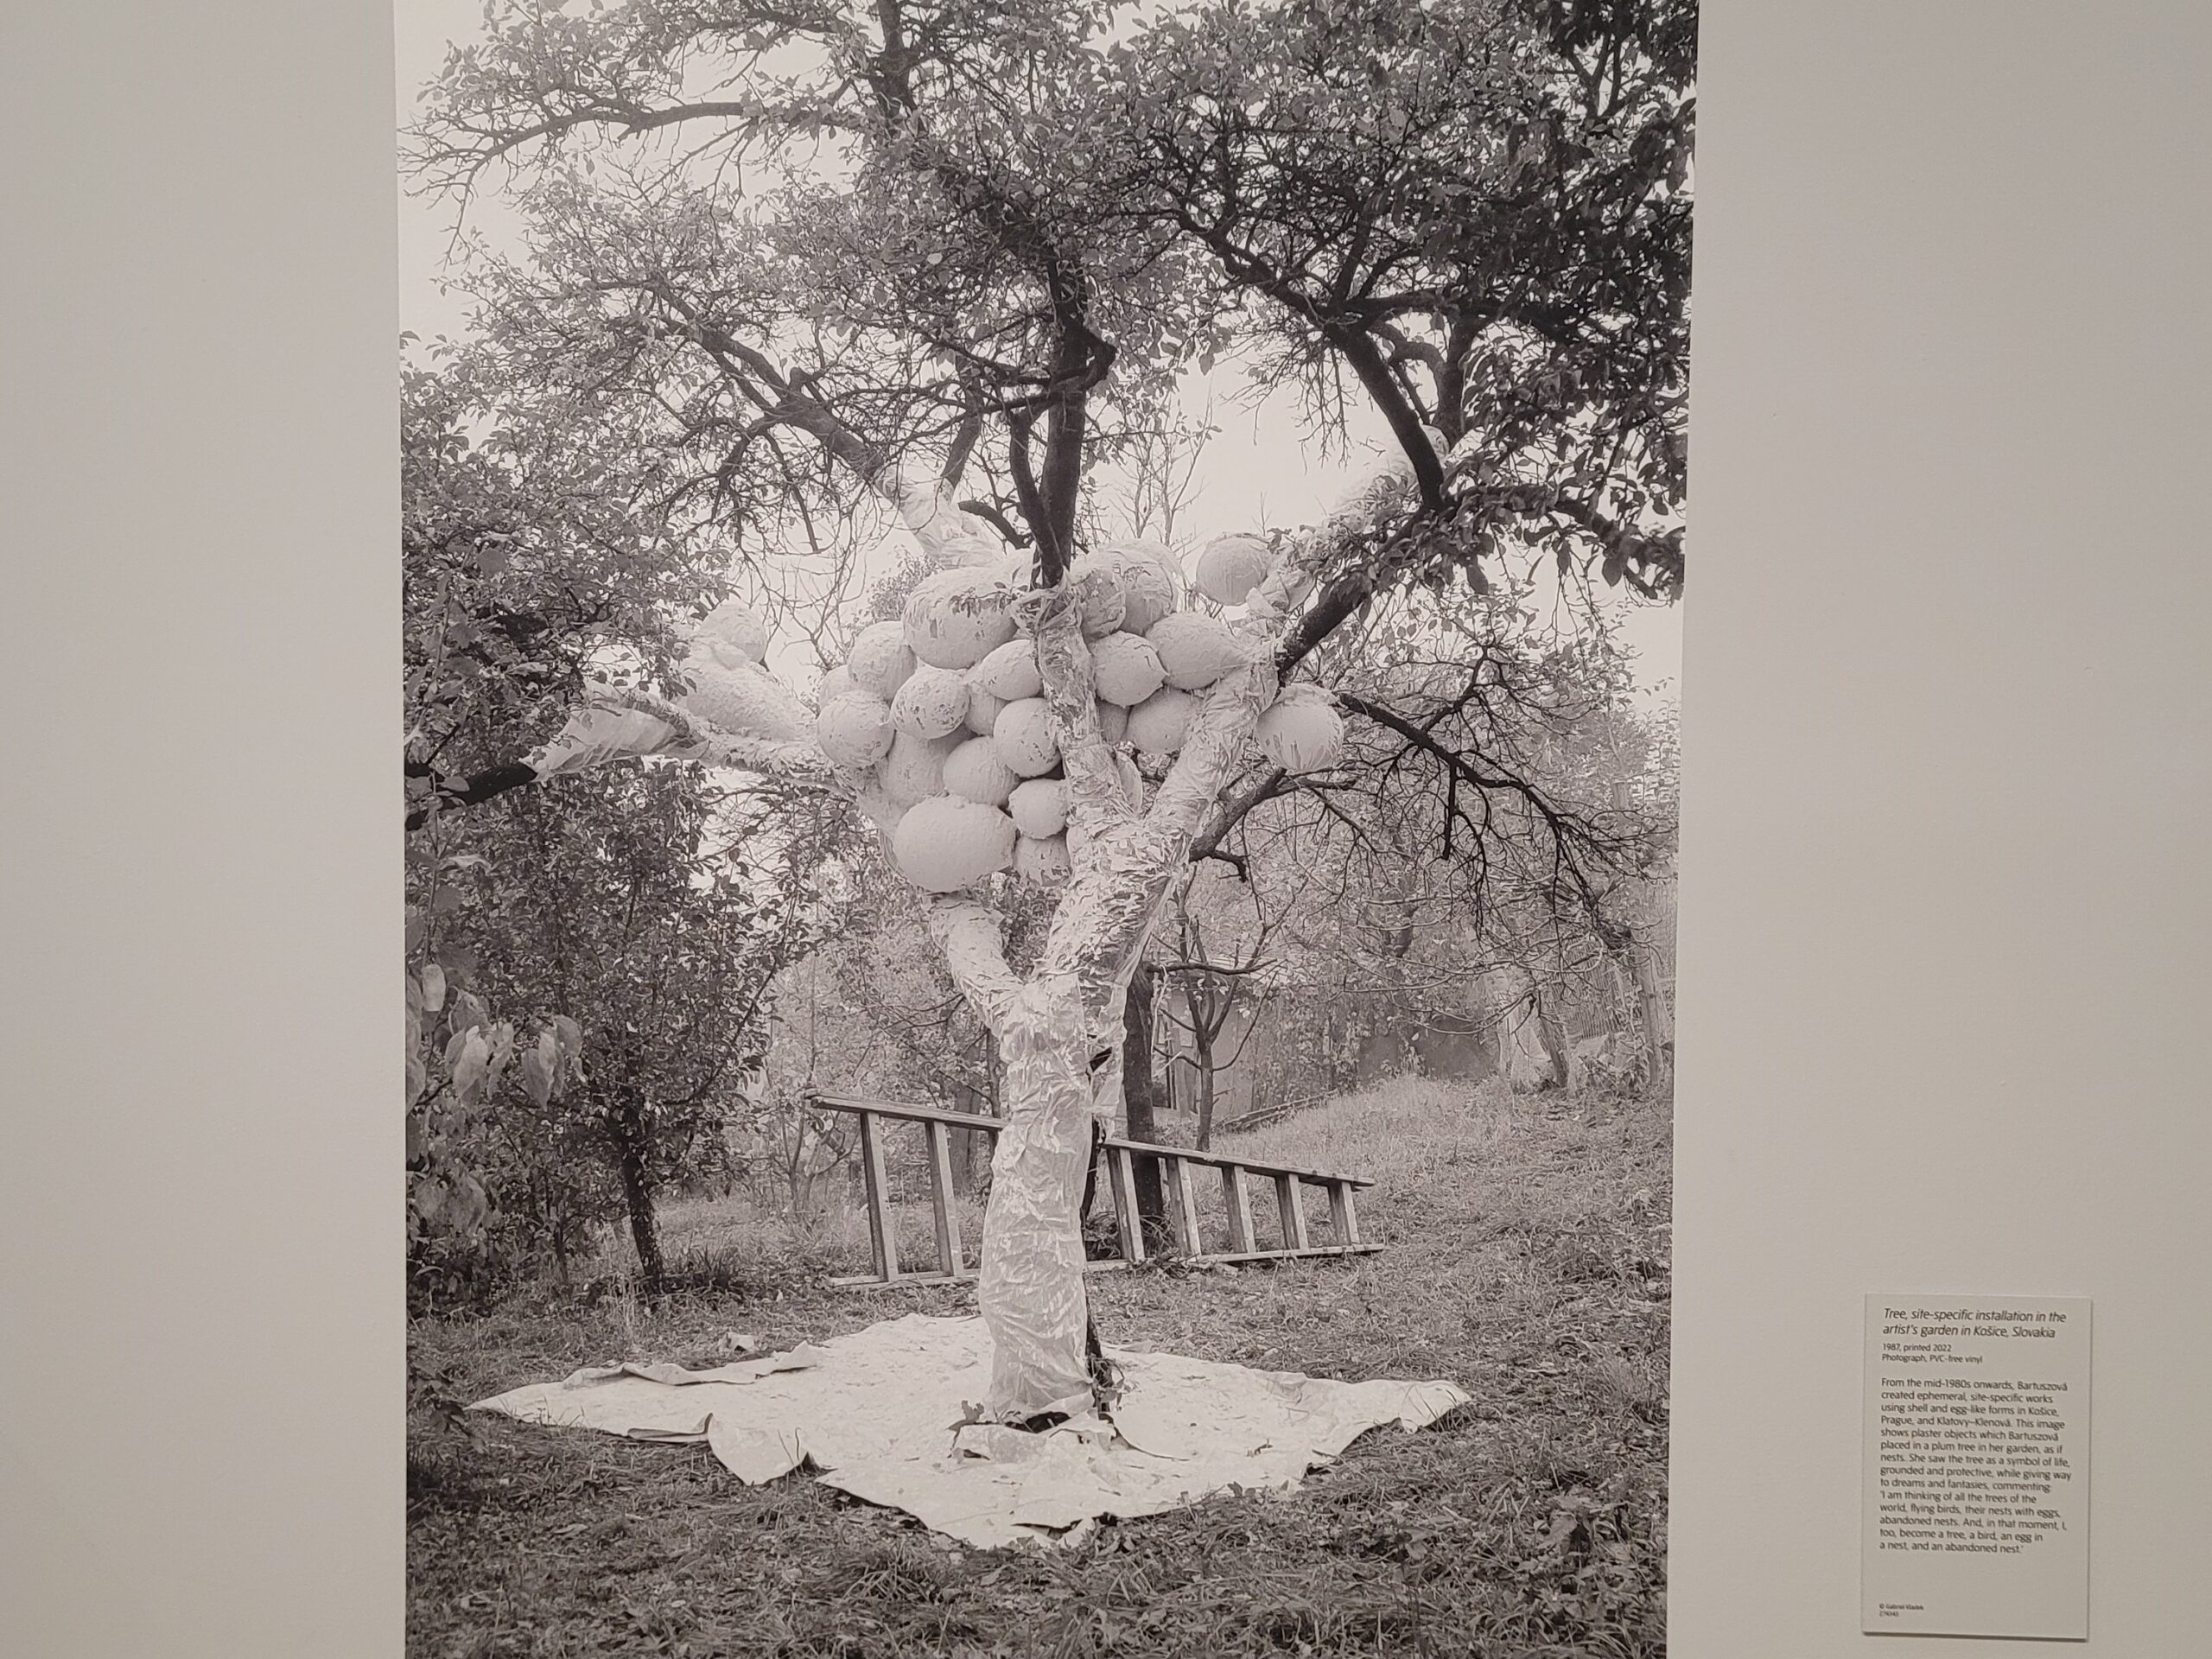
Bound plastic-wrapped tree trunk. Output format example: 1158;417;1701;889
924;589;1280;1418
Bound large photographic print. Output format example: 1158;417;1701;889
400;3;1694;1653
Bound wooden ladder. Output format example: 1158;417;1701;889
810;1093;1379;1289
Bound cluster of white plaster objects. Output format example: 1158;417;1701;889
809;533;1349;894
673;596;809;742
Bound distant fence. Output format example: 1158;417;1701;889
1212;1092;1331;1136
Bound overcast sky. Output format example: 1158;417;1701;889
392;0;1683;703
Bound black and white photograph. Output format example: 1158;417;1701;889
396;3;1694;1655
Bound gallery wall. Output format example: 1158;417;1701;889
1671;2;2211;1651
2;3;2204;1654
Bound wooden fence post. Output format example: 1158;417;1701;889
925;1119;963;1277
1221;1165;1255;1254
856;1108;899;1281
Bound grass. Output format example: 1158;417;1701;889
408;1076;1673;1658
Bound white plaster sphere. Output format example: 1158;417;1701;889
971;637;1045;701
1097;539;1181;633
847;620;916;700
1194;533;1274;606
1124;685;1198;755
1146;612;1245;691
943;735;1022;806
815;693;895;769
965;680;1006;736
1007;777;1069;839
1090;630;1166;707
692;595;772;664
892;796;1018;892
992;697;1060;778
888;663;971;739
1013;833;1073;888
880;729;964;806
902;566;1019;670
1065;551;1129;637
1256;683;1347;772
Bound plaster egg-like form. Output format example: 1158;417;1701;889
692;595;772;664
1124;685;1198;756
943;734;1022;806
847;620;916;701
1256;683;1347;772
1146;612;1246;691
816;664;856;707
902;566;1019;670
1096;698;1129;745
1007;777;1068;840
971;637;1046;702
889;663;971;740
1089;629;1166;707
1097;539;1181;633
1013;832;1073;888
1194;532;1274;607
992;697;1060;778
815;693;895;769
880;728;964;807
965;680;1006;737
892;796;1018;893
1064;551;1129;637
677;655;808;741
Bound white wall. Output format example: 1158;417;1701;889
1670;3;2211;1652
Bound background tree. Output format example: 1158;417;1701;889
413;761;841;1295
404;359;849;1295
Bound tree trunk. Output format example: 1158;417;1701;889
1484;963;1559;1092
928;576;1287;1421
1536;996;1573;1092
1119;966;1169;1248
973;980;1105;1421
1193;1031;1217;1149
612;1116;665;1294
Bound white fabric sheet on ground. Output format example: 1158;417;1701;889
471;1312;1470;1549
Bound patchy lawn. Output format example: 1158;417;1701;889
408;1077;1672;1658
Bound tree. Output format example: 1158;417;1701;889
404;365;848;1293
427;764;838;1294
407;0;1693;1421
1159;876;1274;1148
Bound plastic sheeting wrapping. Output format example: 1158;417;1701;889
472;1313;1470;1550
